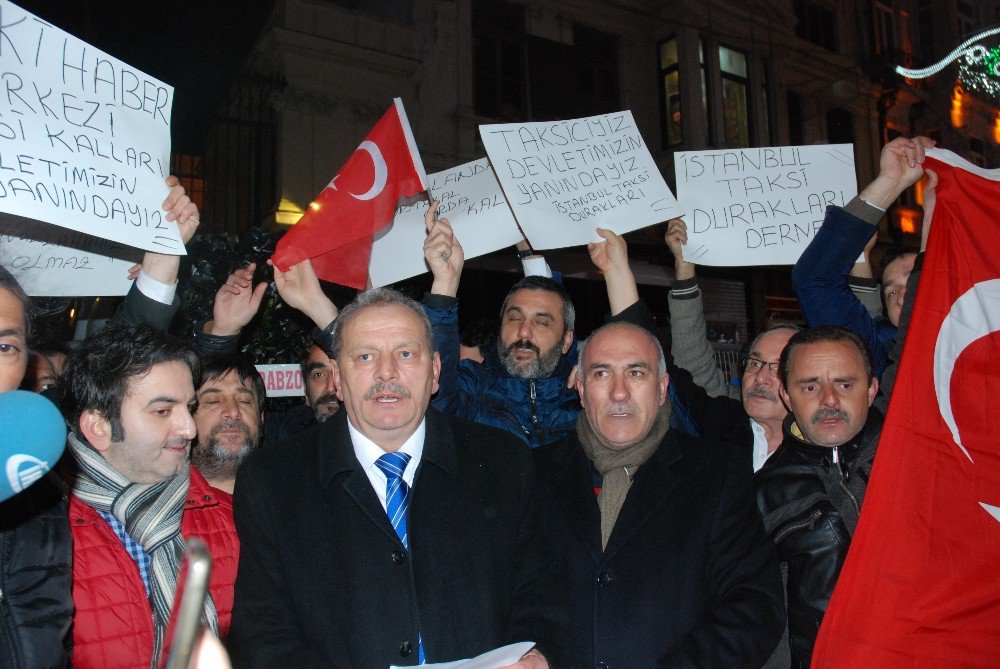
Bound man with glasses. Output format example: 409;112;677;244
740;325;801;470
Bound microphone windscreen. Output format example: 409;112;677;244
0;390;67;503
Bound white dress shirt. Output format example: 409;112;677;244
750;419;776;473
136;270;177;304
348;418;426;511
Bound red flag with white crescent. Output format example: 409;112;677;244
812;148;1000;666
272;98;428;289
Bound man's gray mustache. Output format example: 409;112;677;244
745;386;779;402
365;382;412;400
606;402;639;416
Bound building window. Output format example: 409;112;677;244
472;0;526;120
787;91;804;145
568;24;620;116
793;0;837;52
826;108;854;145
659;38;682;147
700;39;712;146
170;154;204;211
874;1;898;56
526;24;620;121
916;0;935;64
720;46;750;148
957;0;977;37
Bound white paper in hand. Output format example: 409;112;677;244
390;641;535;669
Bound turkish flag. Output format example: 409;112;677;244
272;98;428;289
812;149;1000;666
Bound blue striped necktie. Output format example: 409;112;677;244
375;452;412;548
375;451;426;664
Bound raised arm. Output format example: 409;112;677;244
113;176;199;329
422;201;463;414
874;168;936;415
424;200;465;298
194;264;268;356
792;136;934;376
664;218;731;398
588;228;638;315
267;257;340;354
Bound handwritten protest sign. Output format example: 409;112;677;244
255;364;305;398
0;212;139;295
673;144;858;266
0;1;183;254
479;111;682;250
369;158;523;287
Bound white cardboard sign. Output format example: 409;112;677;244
369;158;523;287
479;111;682;250
0;212;139;295
255;364;305;398
673;144;858;266
0;1;184;254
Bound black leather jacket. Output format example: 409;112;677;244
754;409;883;667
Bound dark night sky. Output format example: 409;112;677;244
12;0;275;154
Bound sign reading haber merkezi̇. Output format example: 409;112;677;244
673;144;858;266
479;111;682;250
369;158;523;287
0;1;184;254
0;212;139;296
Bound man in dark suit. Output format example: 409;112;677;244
229;288;566;668
534;321;784;668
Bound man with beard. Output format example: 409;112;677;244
754;325;883;666
533;321;784;667
301;344;340;420
193;354;265;495
194;260;343;443
420;202;698;448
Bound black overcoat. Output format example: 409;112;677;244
534;429;785;669
228;408;568;668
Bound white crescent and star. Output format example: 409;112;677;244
933;278;1000;521
324;140;388;201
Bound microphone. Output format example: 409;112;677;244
0;390;67;503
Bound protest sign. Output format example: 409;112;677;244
0;1;183;254
255;364;305;398
0;212;139;295
369;158;523;287
479;111;682;250
673;144;858;266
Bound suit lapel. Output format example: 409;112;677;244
601;432;684;562
317;412;405;548
538;438;603;564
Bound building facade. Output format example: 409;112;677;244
198;0;1000;336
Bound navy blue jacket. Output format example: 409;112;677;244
424;297;699;449
792;206;896;378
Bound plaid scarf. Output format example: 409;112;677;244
68;433;219;667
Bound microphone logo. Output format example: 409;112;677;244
5;454;50;493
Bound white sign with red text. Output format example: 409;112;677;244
255;364;304;398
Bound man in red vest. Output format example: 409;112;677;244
62;323;239;669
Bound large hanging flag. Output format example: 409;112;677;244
272;98;428;289
812;148;1000;666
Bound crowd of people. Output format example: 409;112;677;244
0;135;939;668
